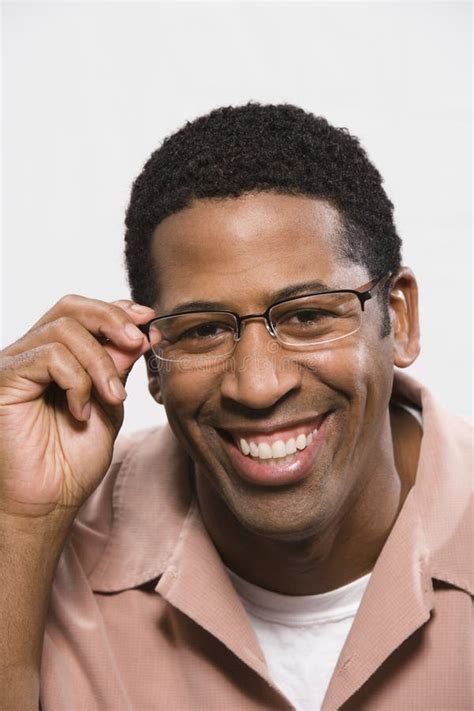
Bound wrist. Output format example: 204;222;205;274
0;505;79;541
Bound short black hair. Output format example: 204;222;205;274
124;102;402;336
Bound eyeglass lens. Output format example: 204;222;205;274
148;290;362;364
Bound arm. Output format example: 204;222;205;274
0;512;75;710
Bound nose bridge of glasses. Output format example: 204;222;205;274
237;312;277;340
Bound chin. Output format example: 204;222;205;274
217;475;335;542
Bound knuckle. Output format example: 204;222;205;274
45;342;86;378
53;315;79;336
56;293;82;309
102;302;130;327
44;341;69;363
102;301;123;317
47;343;91;389
45;340;67;357
111;299;134;308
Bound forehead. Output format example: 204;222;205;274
151;193;367;311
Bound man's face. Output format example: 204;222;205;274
150;193;396;541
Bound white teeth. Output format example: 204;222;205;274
258;442;273;459
240;438;250;455
272;440;287;458
296;433;307;450
249;441;259;457
238;427;319;460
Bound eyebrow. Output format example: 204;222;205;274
168;280;332;315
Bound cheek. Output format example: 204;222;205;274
160;369;215;423
303;340;369;390
303;336;392;415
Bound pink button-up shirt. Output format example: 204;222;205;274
40;371;473;710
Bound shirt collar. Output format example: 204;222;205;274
88;424;193;592
392;370;472;595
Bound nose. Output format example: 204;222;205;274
219;319;302;409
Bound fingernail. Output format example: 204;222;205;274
109;377;127;400
130;303;153;314
81;402;91;420
125;323;144;341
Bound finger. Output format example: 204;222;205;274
5;317;132;405
102;299;162;380
28;295;156;352
4;296;162;390
103;325;162;386
4;315;161;402
0;344;93;422
110;299;155;317
6;296;159;381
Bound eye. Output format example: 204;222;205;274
287;309;332;326
180;321;231;341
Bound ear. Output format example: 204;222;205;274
145;350;163;404
388;267;421;368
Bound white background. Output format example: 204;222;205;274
2;1;472;431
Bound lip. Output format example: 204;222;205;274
217;412;331;487
218;413;326;440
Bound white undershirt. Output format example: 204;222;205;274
226;566;371;710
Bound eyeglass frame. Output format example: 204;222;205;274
139;272;394;353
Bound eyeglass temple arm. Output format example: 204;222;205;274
358;271;393;310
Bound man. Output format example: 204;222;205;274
0;104;471;710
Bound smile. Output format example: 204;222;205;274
230;418;323;461
218;413;329;486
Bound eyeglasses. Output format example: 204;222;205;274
140;272;392;367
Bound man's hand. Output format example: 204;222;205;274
0;295;159;520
